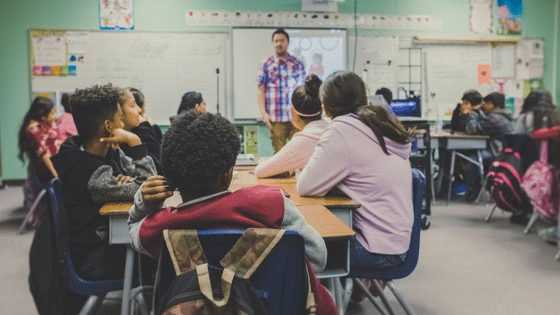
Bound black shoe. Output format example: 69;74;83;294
465;188;480;202
509;212;530;225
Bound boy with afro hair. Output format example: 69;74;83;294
51;83;157;282
128;111;337;314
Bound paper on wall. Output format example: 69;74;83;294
66;32;89;55
470;0;493;34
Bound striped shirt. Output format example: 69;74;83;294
256;54;306;122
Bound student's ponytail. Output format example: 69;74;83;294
321;71;411;154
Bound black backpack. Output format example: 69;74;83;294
28;180;71;315
486;135;537;212
155;228;315;315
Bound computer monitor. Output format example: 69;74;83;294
390;97;421;118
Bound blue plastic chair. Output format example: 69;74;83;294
18;167;49;234
155;229;309;315
347;168;426;315
47;178;129;315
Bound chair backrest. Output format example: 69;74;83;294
46;178;124;295
155;229;308;315
349;168;426;280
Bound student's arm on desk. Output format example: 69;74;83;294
88;147;157;202
281;196;327;272
128;176;173;256
255;135;306;178
297;128;349;196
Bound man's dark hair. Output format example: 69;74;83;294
72;84;121;140
162;111;240;196
375;87;393;105
177;91;203;114
272;28;289;42
462;90;483;106
483;92;505;109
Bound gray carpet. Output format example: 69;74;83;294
1;185;559;314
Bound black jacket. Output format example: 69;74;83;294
51;135;155;262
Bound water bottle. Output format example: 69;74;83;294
436;116;443;135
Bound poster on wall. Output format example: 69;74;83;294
99;0;134;30
30;30;68;77
496;0;522;35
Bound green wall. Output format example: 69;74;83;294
1;0;558;180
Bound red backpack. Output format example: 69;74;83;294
486;135;536;213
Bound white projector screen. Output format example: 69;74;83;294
232;28;346;120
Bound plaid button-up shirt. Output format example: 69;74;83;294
256;54;306;122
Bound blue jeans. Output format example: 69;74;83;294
350;238;406;270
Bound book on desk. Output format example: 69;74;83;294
235;154;257;166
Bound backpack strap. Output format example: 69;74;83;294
220;228;286;279
540;139;549;162
305;266;317;315
220;228;317;314
163;229;207;275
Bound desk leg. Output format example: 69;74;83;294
474;150;486;204
447;151;456;205
121;245;135;315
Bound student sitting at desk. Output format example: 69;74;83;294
462;92;514;201
119;87;163;174
255;74;328;178
513;90;560;135
127;111;337;314
51;84;157;284
297;71;414;297
169;91;207;123
450;90;483;132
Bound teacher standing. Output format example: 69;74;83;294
257;28;306;153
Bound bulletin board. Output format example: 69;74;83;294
30;29;227;125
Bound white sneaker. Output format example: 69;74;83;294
538;227;559;244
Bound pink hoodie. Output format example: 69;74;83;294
298;114;413;255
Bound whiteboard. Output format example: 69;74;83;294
423;44;493;120
231;28;346;120
31;30;227;125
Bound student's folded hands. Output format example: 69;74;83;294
115;174;134;185
142;175;174;208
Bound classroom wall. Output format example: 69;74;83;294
1;0;558;180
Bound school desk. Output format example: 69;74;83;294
100;174;358;315
417;130;489;204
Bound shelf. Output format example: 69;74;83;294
413;35;520;43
